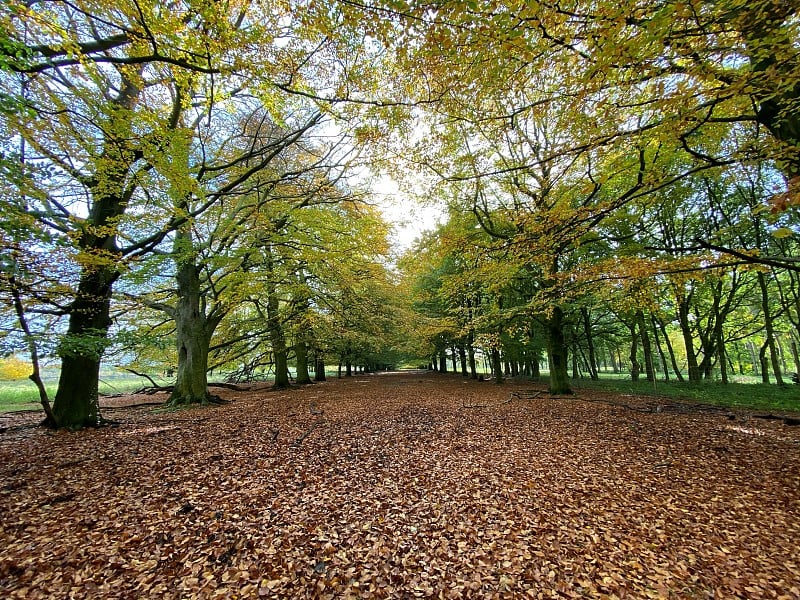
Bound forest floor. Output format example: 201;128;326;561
1;371;799;599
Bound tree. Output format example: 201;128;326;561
0;0;394;425
0;0;296;426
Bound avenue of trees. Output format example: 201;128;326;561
1;0;798;427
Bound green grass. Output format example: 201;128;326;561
571;376;800;413
0;374;164;414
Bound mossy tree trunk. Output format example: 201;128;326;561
545;306;572;395
491;347;503;384
168;234;223;406
263;244;289;389
295;337;312;384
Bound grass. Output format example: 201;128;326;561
571;375;800;413
0;369;340;414
0;374;163;414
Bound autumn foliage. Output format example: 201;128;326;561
1;372;798;598
0;357;29;381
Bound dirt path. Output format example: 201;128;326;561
1;372;798;598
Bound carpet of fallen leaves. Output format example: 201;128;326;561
1;372;799;599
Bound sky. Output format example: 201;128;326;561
372;175;444;252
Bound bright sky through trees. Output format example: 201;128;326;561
373;175;444;250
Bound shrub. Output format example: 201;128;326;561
0;357;31;381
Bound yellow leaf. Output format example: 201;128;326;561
772;227;794;239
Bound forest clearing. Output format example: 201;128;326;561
1;371;799;599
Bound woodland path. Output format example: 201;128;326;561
1;372;799;598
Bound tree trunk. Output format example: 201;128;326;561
651;316;670;381
314;354;326;382
571;344;579;379
656;320;682;383
608;345;619;374
9;269;56;425
791;339;800;375
718;341;728;384
267;296;289;389
53;265;117;428
747;340;760;376
467;333;477;379
581;307;599;380
171;318;213;405
439;351;447;373
491;347;504;384
777;338;789;374
295;337;312;384
629;322;640;382
263;244;289;389
546;306;572;395
51;76;140;429
677;297;701;382
759;342;770;384
636;310;655;382
459;345;468;376
758;272;784;385
168;238;221;406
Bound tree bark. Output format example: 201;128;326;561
636;310;655;382
53;264;117;428
651;318;669;381
491;347;504;384
50;72;139;429
571;344;580;379
718;340;729;384
546;306;572;395
314;351;326;382
677;296;701;382
757;272;784;385
169;233;220;406
629;322;640;382
294;337;312;384
581;307;599;381
759;342;770;384
747;340;760;376
262;244;289;389
791;339;800;375
467;331;477;379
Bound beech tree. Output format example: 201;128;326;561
1;0;260;427
0;0;393;426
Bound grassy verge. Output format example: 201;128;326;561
0;375;164;414
571;376;800;413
